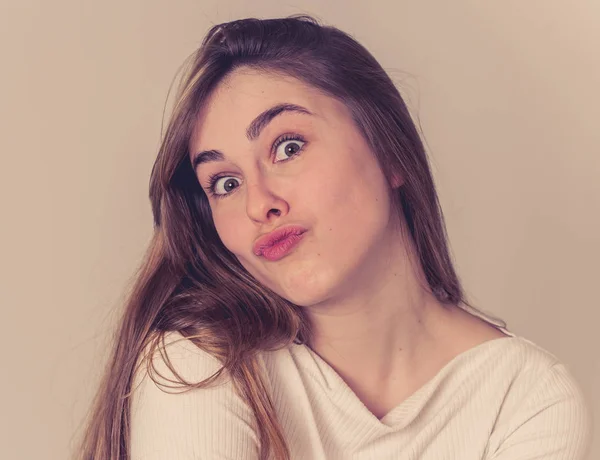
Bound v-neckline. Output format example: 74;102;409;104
301;334;517;428
291;305;517;430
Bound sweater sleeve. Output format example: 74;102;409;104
486;363;593;460
129;332;260;460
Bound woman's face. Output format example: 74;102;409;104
189;68;402;307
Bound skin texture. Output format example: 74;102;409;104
189;68;507;418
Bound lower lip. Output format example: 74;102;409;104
260;232;306;261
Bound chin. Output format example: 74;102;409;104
275;263;344;307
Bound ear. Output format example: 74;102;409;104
391;171;404;189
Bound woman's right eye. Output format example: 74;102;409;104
206;174;240;199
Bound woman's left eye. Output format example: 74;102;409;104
273;135;306;162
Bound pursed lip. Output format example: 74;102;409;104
253;224;308;256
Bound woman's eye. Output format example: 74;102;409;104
274;138;306;162
207;175;240;198
206;135;306;199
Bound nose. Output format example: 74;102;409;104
244;175;289;224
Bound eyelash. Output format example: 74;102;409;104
205;133;307;200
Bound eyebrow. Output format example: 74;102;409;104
191;103;314;170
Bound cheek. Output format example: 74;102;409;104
310;148;387;217
309;150;391;248
211;207;247;254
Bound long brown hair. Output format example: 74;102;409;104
76;14;495;460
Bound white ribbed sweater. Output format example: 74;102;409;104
130;306;593;459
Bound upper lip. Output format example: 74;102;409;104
253;224;308;256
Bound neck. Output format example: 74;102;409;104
303;228;458;398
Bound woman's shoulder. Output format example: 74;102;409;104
454;303;575;378
481;333;582;385
129;331;261;459
450;331;586;402
488;334;562;368
482;336;593;458
132;330;227;387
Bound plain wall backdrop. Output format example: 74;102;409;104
0;1;597;459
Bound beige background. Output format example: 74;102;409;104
0;1;597;459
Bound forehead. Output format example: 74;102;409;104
190;68;348;150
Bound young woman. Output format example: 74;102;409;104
78;15;592;460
